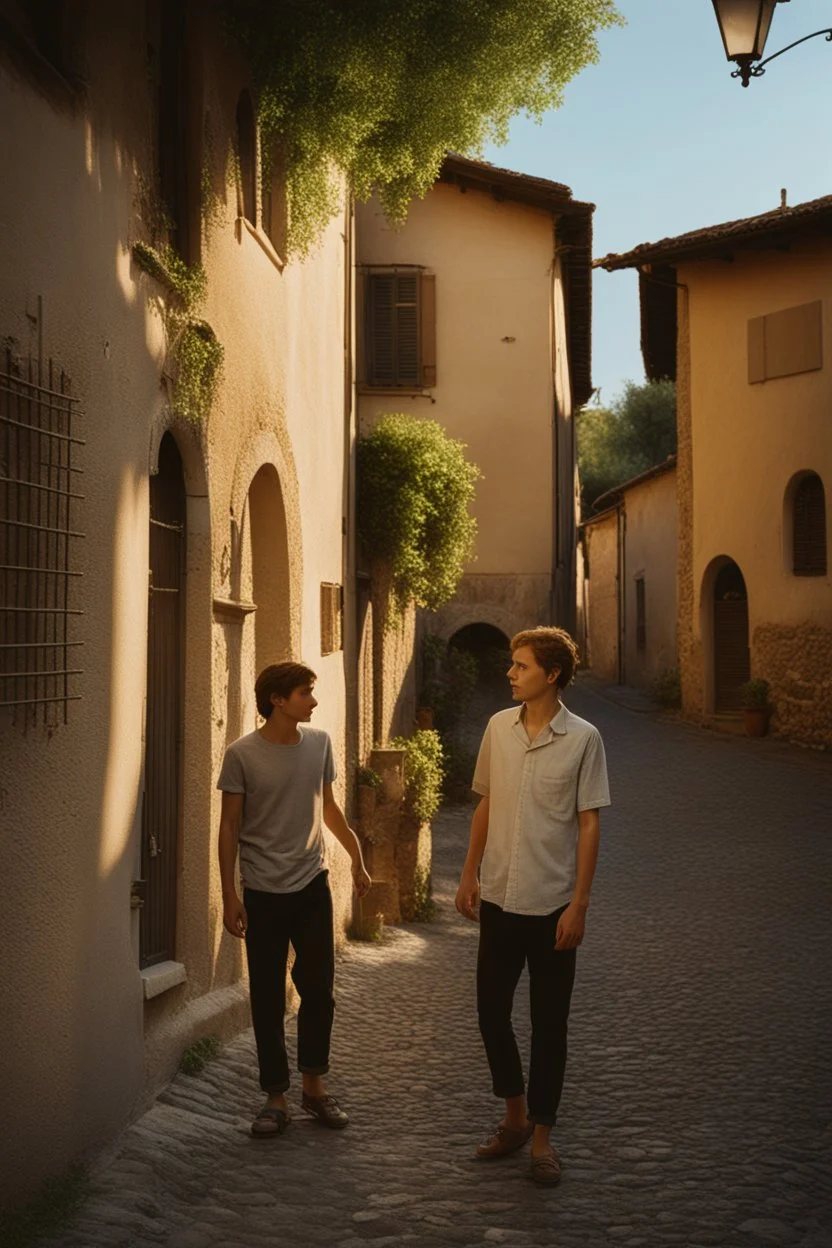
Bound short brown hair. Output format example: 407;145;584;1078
510;627;579;689
255;661;317;719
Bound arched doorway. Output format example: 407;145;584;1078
237;463;291;731
449;622;511;686
141;433;185;968
712;560;750;713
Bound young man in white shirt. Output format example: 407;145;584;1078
456;627;611;1184
218;661;371;1138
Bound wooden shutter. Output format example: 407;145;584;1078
793;474;827;576
355;268;366;384
366;271;421;387
420;273;436;387
635;577;646;653
321;582;343;655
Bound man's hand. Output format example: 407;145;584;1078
555;902;586;950
455;868;480;921
352;862;372;899
223;894;248;939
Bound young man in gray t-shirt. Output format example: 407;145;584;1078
218;661;371;1138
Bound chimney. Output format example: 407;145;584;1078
780;188;788;210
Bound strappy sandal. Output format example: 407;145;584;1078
250;1105;291;1138
529;1148;562;1185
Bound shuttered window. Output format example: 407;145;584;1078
363;270;436;389
321;582;343;656
237;90;257;226
793;473;827;576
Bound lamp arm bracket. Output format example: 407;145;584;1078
733;27;832;83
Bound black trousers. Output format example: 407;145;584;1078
477;899;577;1127
243;870;335;1094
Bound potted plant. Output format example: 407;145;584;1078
740;679;771;738
356;765;383;824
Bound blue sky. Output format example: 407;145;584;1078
484;0;832;407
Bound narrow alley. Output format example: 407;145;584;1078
46;686;832;1248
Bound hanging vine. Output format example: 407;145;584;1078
133;242;224;423
226;0;622;255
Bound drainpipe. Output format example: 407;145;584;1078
616;502;627;685
341;193;358;818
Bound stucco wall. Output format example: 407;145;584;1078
0;11;356;1200
676;243;832;743
623;470;677;686
585;512;619;682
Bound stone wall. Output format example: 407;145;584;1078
754;622;832;748
428;572;552;644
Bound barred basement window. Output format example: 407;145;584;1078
320;582;343;656
793;473;827;576
1;348;84;724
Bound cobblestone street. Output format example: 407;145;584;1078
46;686;832;1248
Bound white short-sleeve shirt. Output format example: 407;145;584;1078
472;702;611;916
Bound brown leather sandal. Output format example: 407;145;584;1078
529;1148;562;1184
475;1121;534;1159
301;1092;349;1128
250;1105;290;1138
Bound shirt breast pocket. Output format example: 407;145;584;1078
532;771;573;815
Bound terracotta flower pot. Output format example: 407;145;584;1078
742;707;769;738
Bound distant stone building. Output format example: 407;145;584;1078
598;198;832;746
356;155;594;677
580;457;677;688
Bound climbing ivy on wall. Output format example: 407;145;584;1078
228;0;622;255
133;242;224;423
357;412;480;617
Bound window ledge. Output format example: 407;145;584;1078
357;385;434;398
213;596;257;623
141;960;187;1000
236;216;285;272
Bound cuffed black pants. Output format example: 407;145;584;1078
243;870;335;1094
477;899;577;1127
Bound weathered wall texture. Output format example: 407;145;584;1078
676;243;832;744
624;470;677;687
585;511;619;682
0;8;358;1200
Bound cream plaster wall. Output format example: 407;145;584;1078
677;242;832;742
0;11;356;1201
624;470;677;686
585;512;619;683
357;184;557;633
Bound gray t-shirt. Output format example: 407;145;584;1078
217;726;336;894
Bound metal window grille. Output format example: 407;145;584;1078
0;348;84;723
320;582;343;656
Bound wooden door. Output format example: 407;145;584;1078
713;561;749;713
141;434;185;968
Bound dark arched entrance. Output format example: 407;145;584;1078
449;622;511;682
713;561;749;713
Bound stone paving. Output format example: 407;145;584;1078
45;685;832;1248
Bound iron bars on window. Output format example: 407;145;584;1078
0;348;84;724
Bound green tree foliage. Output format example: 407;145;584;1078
230;0;622;254
577;379;676;510
358;413;480;616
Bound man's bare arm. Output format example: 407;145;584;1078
555;808;601;950
218;792;247;937
455;795;490;921
322;784;371;898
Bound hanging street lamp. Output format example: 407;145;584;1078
711;0;832;86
